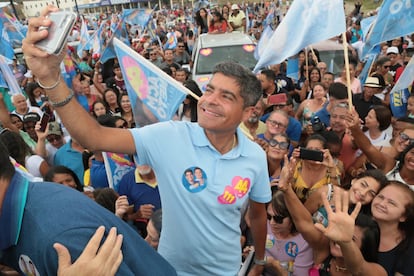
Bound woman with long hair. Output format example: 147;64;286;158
119;93;134;128
208;11;228;34
267;134;290;183
180;80;202;122
298;67;321;102
295;82;327;128
44;165;83;191
194;8;210;35
103;88;121;116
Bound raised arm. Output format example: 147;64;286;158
278;156;329;264
22;6;136;155
345;109;395;172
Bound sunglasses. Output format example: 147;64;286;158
47;135;62;143
269;139;289;150
383;65;390;69
267;213;286;224
267;119;287;128
400;132;414;144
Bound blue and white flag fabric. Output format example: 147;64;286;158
0;8;26;48
389;55;414;118
0;55;22;94
358;52;378;87
0;23;15;62
360;15;376;41
91;23;104;57
113;38;187;127
362;0;414;58
123;8;153;27
102;152;135;192
254;25;273;61
77;17;92;58
254;0;345;72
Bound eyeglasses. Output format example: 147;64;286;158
399;132;414;144
267;119;287;128
269;139;290;150
267;213;286;224
47;135;62;143
273;104;287;109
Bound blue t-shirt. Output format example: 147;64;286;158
0;172;176;275
130;121;271;275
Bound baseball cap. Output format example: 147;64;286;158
47;122;63;136
23;112;40;123
268;93;288;105
364;76;385;88
386;46;399;55
231;4;239;10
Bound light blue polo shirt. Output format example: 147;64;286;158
130;121;271;276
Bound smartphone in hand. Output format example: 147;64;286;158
39;113;50;133
299;148;324;162
35;11;77;55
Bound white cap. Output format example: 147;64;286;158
231;4;239;10
386;46;399;55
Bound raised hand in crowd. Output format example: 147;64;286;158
54;226;123;276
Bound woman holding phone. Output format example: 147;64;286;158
290;134;340;202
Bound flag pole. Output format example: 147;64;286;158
342;32;353;110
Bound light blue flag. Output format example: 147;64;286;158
0;55;22;94
360;15;376;41
100;39;116;63
389;55;414;118
123;8;153;27
254;0;345;72
0;23;15;62
113;38;187;127
91;24;104;56
77;17;92;58
0;9;25;48
102;152;135;192
286;57;299;80
254;25;273;61
358;52;378;87
362;0;414;58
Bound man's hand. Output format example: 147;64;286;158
54;226;123;276
22;6;64;85
137;204;155;219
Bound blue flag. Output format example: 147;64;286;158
358;52;378;87
102;152;135;192
360;15;376;41
113;38;187;127
0;55;22;94
0;8;25;48
77;17;92;58
286;57;299;80
123;8;153;27
254;0;345;72
0;23;15;61
254;25;273;61
362;0;414;58
165;31;177;50
389;55;414;118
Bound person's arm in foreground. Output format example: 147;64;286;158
314;190;387;276
247;200;267;276
22;6;135;155
345;108;395;172
54;226;123;276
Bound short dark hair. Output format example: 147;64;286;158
328;82;348;100
150;209;163;235
271;190;297;233
371;105;392;131
213;62;262;108
304;134;327;149
260;69;276;82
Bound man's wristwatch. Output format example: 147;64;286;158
254;257;267;265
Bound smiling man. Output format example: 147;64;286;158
22;7;271;275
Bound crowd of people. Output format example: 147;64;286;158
0;0;414;275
